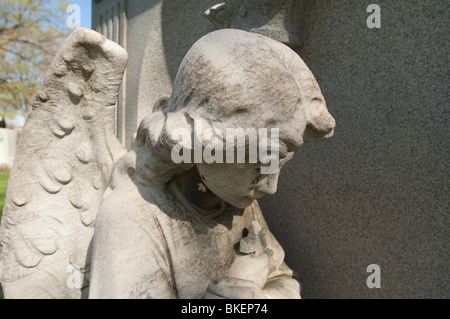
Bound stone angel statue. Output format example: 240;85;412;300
0;28;335;299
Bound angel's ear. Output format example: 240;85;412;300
153;96;170;113
135;111;166;147
162;112;193;150
135;110;192;160
303;99;336;142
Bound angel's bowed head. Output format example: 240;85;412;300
0;28;334;299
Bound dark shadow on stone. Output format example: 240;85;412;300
161;0;218;83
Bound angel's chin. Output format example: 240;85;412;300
227;197;255;209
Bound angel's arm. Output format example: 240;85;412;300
88;180;177;299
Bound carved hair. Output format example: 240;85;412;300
133;29;335;185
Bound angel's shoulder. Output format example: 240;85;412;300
95;178;171;231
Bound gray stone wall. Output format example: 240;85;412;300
93;0;218;147
259;0;449;298
93;0;449;298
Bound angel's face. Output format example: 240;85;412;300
196;145;295;209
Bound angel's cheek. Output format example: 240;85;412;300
196;164;242;198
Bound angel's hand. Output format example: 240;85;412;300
203;221;274;299
228;220;274;289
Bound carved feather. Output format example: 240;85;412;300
0;28;128;299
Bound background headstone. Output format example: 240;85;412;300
0;128;19;169
92;0;449;298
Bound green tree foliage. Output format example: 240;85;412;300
0;0;69;115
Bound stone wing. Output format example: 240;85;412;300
0;28;127;298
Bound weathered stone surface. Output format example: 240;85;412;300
0;28;128;299
0;27;334;299
259;0;449;299
205;0;302;48
93;0;302;148
92;0;449;299
88;29;334;299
